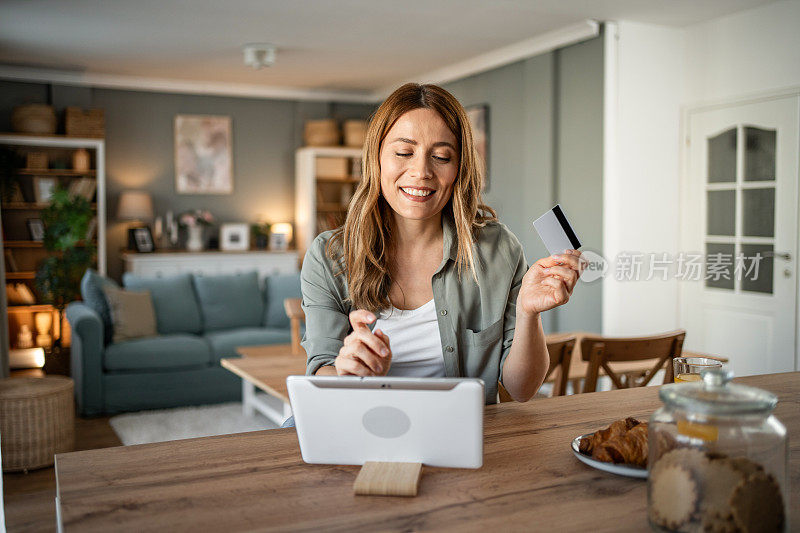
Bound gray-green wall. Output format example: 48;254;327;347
0;80;375;281
0;35;602;332
444;36;603;333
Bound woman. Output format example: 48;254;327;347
300;83;582;408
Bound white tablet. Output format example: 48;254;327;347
286;376;484;469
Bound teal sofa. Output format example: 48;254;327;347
66;269;301;416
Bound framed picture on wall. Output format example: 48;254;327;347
466;104;490;192
175;114;233;194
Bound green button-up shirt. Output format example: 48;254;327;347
300;212;528;404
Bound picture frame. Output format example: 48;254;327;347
33;176;58;204
466;104;490;192
26;218;45;241
220;223;249;251
131;226;155;253
175;114;233;195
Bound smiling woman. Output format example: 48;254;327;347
297;83;584;408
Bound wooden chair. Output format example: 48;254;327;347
283;298;305;356
580;330;686;393
499;334;577;402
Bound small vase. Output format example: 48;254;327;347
186;226;204;252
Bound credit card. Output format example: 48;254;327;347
533;204;581;255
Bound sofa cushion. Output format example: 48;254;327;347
80;269;118;344
104;334;212;371
204;327;292;361
103;285;158;343
263;273;302;328
193;271;264;331
123;273;203;335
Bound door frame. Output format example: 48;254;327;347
678;86;800;372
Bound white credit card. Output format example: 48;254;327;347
533;204;582;255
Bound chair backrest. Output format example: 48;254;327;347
498;334;577;402
283;298;305;356
545;335;576;397
580;330;686;393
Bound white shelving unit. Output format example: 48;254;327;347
0;134;106;363
0;134;106;274
295;146;363;254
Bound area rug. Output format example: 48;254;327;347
109;402;280;446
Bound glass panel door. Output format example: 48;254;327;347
704;125;777;294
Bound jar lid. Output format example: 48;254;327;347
659;369;777;415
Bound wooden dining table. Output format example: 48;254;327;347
55;372;798;532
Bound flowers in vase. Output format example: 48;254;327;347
178;209;214;227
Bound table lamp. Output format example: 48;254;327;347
117;190;154;250
269;222;293;251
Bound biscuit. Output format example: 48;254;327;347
729;472;784;533
700;459;745;519
725;456;764;478
652;447;709;478
650;464;698;530
701;515;738;533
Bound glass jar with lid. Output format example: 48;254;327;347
647;369;787;532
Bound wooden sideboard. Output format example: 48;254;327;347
122;250;299;279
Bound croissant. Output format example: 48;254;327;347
579;418;649;467
579;417;640;455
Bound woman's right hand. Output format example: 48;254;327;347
334;310;392;376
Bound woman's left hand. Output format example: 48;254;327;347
518;250;584;317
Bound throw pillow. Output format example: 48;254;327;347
122;273;203;334
80;269;119;344
103;285;158;343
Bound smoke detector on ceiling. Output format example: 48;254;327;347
242;43;276;69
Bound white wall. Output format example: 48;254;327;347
683;0;800;104
603;0;800;337
602;21;684;336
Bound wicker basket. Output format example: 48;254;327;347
343;120;367;147
0;376;75;472
26;152;48;170
65;107;105;138
11;104;57;135
304;119;340;146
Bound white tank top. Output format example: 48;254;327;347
373;299;445;378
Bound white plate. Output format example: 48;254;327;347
571;434;648;479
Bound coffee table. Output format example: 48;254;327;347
220;344;307;424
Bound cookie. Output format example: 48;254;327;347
652;447;710;478
700;459;745;519
702;515;738;533
729;472;785;533
650;464;699;530
725;456;764;478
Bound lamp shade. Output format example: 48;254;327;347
117;191;154;221
271;222;293;242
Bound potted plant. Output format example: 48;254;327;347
35;187;96;374
179;209;214;252
251;222;271;250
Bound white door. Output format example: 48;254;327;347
680;94;800;376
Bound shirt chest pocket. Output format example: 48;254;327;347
465;318;504;348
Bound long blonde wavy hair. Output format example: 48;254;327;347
328;83;496;312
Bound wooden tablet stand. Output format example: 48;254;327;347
353;462;423;497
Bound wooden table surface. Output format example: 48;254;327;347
221;344;306;403
55;372;799;532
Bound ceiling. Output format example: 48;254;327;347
0;0;776;100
